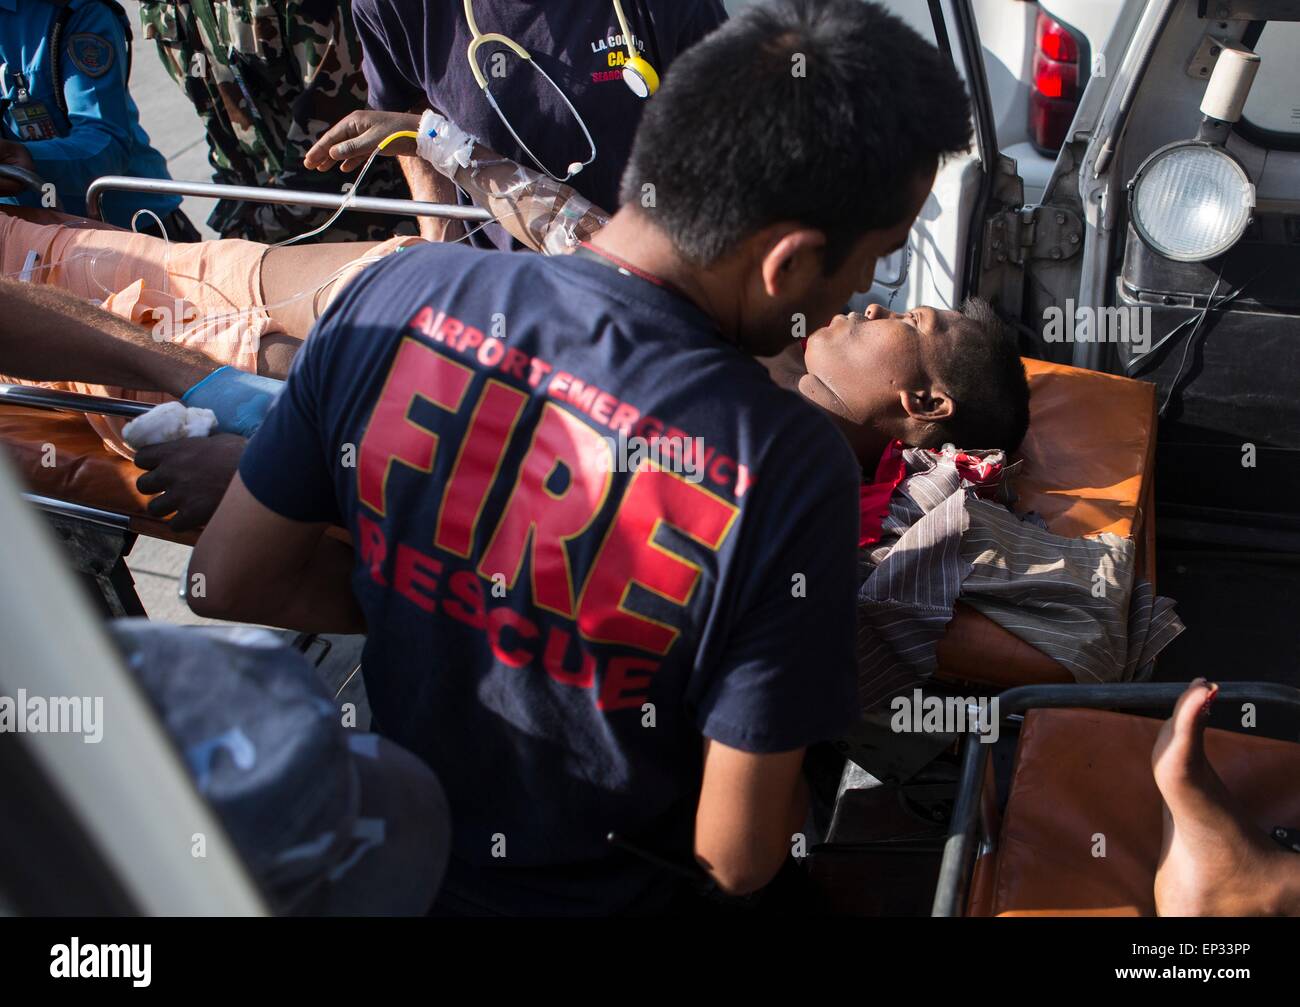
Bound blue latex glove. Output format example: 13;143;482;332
181;367;285;438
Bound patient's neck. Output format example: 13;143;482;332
826;412;892;474
762;342;892;472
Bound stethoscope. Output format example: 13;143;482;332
463;0;660;182
0;63;27;111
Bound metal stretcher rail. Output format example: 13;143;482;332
930;681;1300;917
23;493;132;531
0;383;149;530
85;176;494;224
0;384;191;617
0;383;152;418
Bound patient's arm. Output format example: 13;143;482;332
447;148;610;254
0;277;217;395
305;109;609;253
399;155;465;243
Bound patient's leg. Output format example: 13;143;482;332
0;209;406;453
1152;679;1300;915
0;209;399;350
257;239;401;343
256;334;302;380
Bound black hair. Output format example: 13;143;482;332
923;298;1031;452
619;0;972;272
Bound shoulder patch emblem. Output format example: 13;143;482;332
67;33;116;79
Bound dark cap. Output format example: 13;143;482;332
109;620;449;915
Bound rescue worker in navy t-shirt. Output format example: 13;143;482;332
0;0;197;237
188;0;974;914
305;0;727;246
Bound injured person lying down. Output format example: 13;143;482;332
0;159;1180;692
0;114;1032;527
765;302;1183;699
0;83;1179;691
0;219;1031;532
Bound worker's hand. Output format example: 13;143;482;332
180;366;284;438
0;139;38;196
305;110;423;173
134;433;246;532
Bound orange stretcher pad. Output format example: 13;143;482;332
967;707;1300;916
0;356;1157;676
935;358;1158;688
0;402;194;543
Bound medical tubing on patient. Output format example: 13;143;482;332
0;233;389;346
414;111;610;254
130;209;171;297
0;119;610;364
267;130;419;250
269;127;508;251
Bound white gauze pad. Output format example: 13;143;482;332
123;400;218;449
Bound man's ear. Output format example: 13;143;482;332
760;228;826;297
898;387;955;423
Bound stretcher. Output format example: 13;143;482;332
0;357;1158;638
1;384;163;617
932;681;1300;917
0;176;1159;671
838;358;1159;788
936;357;1159;689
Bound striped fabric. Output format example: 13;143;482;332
857;447;1184;712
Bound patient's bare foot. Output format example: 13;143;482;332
1151;679;1285;915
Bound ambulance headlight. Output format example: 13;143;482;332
1129;142;1254;263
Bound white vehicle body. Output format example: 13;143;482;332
977;0;1125;204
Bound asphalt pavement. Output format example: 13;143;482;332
130;32;217;239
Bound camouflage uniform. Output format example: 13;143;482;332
138;0;415;243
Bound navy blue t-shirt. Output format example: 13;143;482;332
239;242;861;915
353;0;726;248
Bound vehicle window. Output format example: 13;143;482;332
1241;22;1300;138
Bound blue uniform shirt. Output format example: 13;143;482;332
239;242;862;914
355;0;727;249
0;0;179;225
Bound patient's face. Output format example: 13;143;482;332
799;303;961;427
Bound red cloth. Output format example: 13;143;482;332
859;440;907;547
950;448;1004;487
858;442;1009;547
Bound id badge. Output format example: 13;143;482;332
11;100;58;140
